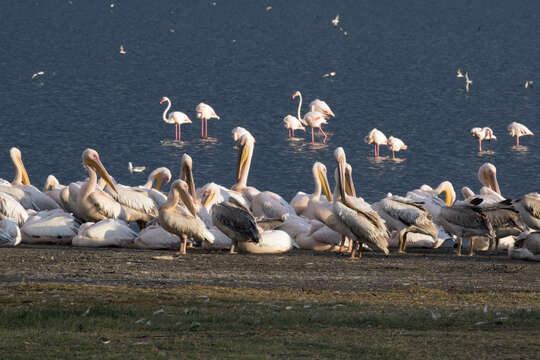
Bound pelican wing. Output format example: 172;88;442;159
88;190;123;219
106;185;158;217
212;202;259;243
0;192;29;226
518;194;540;219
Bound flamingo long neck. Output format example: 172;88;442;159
162;188;180;211
80;166;97;200
162;99;171;122
296;92;303;121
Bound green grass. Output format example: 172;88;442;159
0;283;539;359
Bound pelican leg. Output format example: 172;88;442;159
357;242;363;259
469;237;475;256
176;235;188;255
457;237;463;256
350;240;357;259
398;228;407;254
230;241;237;254
339;235;345;253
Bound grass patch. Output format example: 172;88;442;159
0;283;539;359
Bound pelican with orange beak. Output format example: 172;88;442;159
75;149;124;222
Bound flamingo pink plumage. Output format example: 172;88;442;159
160;97;192;142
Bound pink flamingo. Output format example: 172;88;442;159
508;122;534;147
292;91;328;144
196;102;220;138
283;115;305;138
386;136;408;159
364;128;387;157
470;127;496;152
160;97;192;142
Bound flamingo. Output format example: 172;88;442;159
364;128;387;157
160;97;192;142
283;115;305;138
292;91;329;144
508;122;534;147
386;136;407;159
196;102;220;138
309;99;335;118
470;127;496;152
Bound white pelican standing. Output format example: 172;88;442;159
465;72;472;92
365;129;387;157
332;148;389;258
159;180;214;255
75;149;124;222
196;102;220;138
292;91;328;144
470;127;496;152
283;115;305;138
507;122;533;147
160;96;192;142
386;136;407;159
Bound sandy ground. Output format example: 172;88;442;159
1;245;539;292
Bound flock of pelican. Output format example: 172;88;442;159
1;127;540;261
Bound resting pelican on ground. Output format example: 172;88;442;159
159;180;214;255
292;91;328;144
508;122;533;147
373;195;438;254
196;102;220;138
75;149;124;222
470;127;496;152
0;147;60;211
0;192;28;226
21;209;80;245
72;219;137;247
160;96;192;142
513;193;540;231
386;136;407;159
0;203;21;247
365;129;387;157
290;162;332;217
133;223;181;250
283;115;305;138
43;175;66;208
332;147;389;258
509;231;540;261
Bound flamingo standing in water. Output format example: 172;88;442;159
160;97;192;142
283;115;305;138
365;128;387;157
386;136;407;159
292;91;328;144
470;127;496;152
196;102;220;138
508;122;534;147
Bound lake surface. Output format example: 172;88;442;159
1;1;539;202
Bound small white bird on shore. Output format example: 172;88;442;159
129;162;146;174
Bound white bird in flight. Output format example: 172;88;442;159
332;14;340;27
32;71;45;79
465;72;472;92
129;162;146;174
456;68;464;78
119;45;126;54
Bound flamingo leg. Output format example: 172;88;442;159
392;150;395;159
373;143;376;157
478;138;482;152
205;119;208;138
201;119;204;138
319;127;327;144
516;136;519;147
311;127;315;144
292;129;295;137
179;125;182;142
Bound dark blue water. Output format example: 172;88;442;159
1;1;540;202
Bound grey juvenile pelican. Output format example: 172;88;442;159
332;147;389;258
